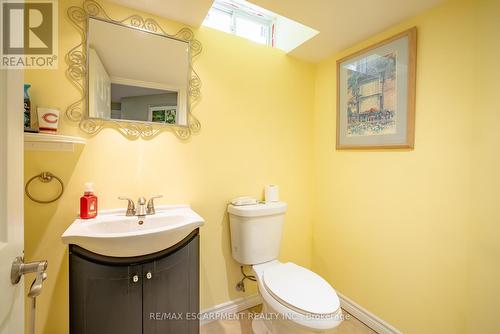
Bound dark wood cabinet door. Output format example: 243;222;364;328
70;255;142;334
143;235;199;334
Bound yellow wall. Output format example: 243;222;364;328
25;0;500;334
468;0;500;332
313;0;499;333
24;1;315;333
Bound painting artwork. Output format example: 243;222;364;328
151;109;167;123
163;108;176;124
346;52;397;137
149;106;177;124
337;27;416;149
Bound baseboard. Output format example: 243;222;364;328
200;292;402;333
338;292;403;334
200;294;263;326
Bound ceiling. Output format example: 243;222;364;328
111;84;175;103
107;0;446;62
106;0;214;27
250;0;445;62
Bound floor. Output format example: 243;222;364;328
201;306;377;334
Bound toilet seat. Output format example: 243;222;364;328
253;261;343;332
262;262;340;316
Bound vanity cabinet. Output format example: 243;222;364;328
69;230;199;334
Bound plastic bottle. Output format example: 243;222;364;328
80;183;98;219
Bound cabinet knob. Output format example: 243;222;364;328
132;274;139;283
146;272;152;280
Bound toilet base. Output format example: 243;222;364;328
251;302;342;334
252;317;271;334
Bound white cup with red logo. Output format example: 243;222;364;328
37;107;60;133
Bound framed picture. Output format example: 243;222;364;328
336;27;417;149
148;105;177;124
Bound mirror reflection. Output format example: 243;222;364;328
109;84;179;124
87;18;190;126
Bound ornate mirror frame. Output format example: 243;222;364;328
66;0;202;139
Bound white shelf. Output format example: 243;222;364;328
24;133;86;152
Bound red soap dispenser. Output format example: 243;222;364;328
80;182;98;219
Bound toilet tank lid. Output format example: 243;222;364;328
227;202;287;217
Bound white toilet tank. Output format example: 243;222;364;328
227;202;287;265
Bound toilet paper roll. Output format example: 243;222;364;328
265;185;279;203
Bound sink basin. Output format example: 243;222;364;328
61;205;204;257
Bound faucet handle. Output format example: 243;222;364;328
147;195;163;215
118;197;136;216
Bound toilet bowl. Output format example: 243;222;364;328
228;201;343;334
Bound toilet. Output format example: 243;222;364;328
228;201;343;334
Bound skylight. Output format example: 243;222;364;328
202;0;319;53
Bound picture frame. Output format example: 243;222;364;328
148;105;177;124
336;27;417;149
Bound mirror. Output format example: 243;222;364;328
66;1;202;139
88;18;189;126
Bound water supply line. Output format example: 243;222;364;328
236;266;256;292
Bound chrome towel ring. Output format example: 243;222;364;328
25;172;64;204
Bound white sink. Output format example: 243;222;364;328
61;205;204;257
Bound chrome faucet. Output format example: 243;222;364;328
136;197;147;217
119;195;163;217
